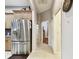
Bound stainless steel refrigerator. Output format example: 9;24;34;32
11;18;31;54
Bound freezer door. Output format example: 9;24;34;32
11;42;30;54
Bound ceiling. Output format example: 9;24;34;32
52;0;64;15
5;0;31;13
5;0;64;15
33;0;53;13
30;0;64;14
5;0;30;6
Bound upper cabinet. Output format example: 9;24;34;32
5;10;32;28
13;10;32;20
5;13;14;28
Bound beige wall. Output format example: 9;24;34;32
53;10;61;59
53;10;61;53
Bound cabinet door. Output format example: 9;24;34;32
5;14;14;28
5;37;11;51
5;19;11;28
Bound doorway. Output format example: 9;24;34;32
41;20;48;44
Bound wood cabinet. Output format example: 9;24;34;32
5;13;14;28
13;10;32;20
5;10;32;28
5;37;11;51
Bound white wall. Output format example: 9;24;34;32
30;0;39;51
32;10;38;51
48;18;54;48
62;7;73;59
37;14;42;44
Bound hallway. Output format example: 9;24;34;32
5;0;73;59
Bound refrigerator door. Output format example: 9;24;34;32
11;19;21;41
11;19;30;42
20;19;28;42
11;18;31;54
19;19;30;42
